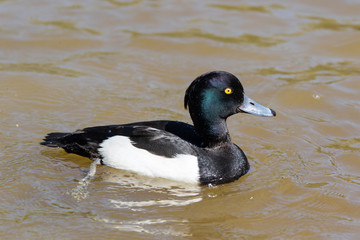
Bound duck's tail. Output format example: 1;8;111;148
40;130;100;159
40;132;71;148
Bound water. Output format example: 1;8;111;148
1;1;360;239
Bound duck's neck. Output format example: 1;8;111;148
194;118;231;148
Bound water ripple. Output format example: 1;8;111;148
208;3;285;14
256;61;360;84
32;19;100;35
0;63;86;77
106;0;141;7
305;16;360;31
124;29;284;47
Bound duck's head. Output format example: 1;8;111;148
184;71;275;144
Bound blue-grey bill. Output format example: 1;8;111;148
238;94;276;117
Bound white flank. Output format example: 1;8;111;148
99;136;200;184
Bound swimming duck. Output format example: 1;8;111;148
41;71;276;185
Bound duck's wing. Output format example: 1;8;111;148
122;120;201;146
41;121;200;159
41;123;201;183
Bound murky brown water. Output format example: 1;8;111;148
1;0;360;239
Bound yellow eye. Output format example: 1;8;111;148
224;88;232;94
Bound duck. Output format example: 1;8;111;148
41;71;276;185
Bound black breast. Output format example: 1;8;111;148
197;143;249;185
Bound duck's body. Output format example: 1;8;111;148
41;71;275;185
42;120;248;184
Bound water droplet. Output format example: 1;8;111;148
312;94;321;100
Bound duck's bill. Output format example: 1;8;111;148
237;94;276;117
